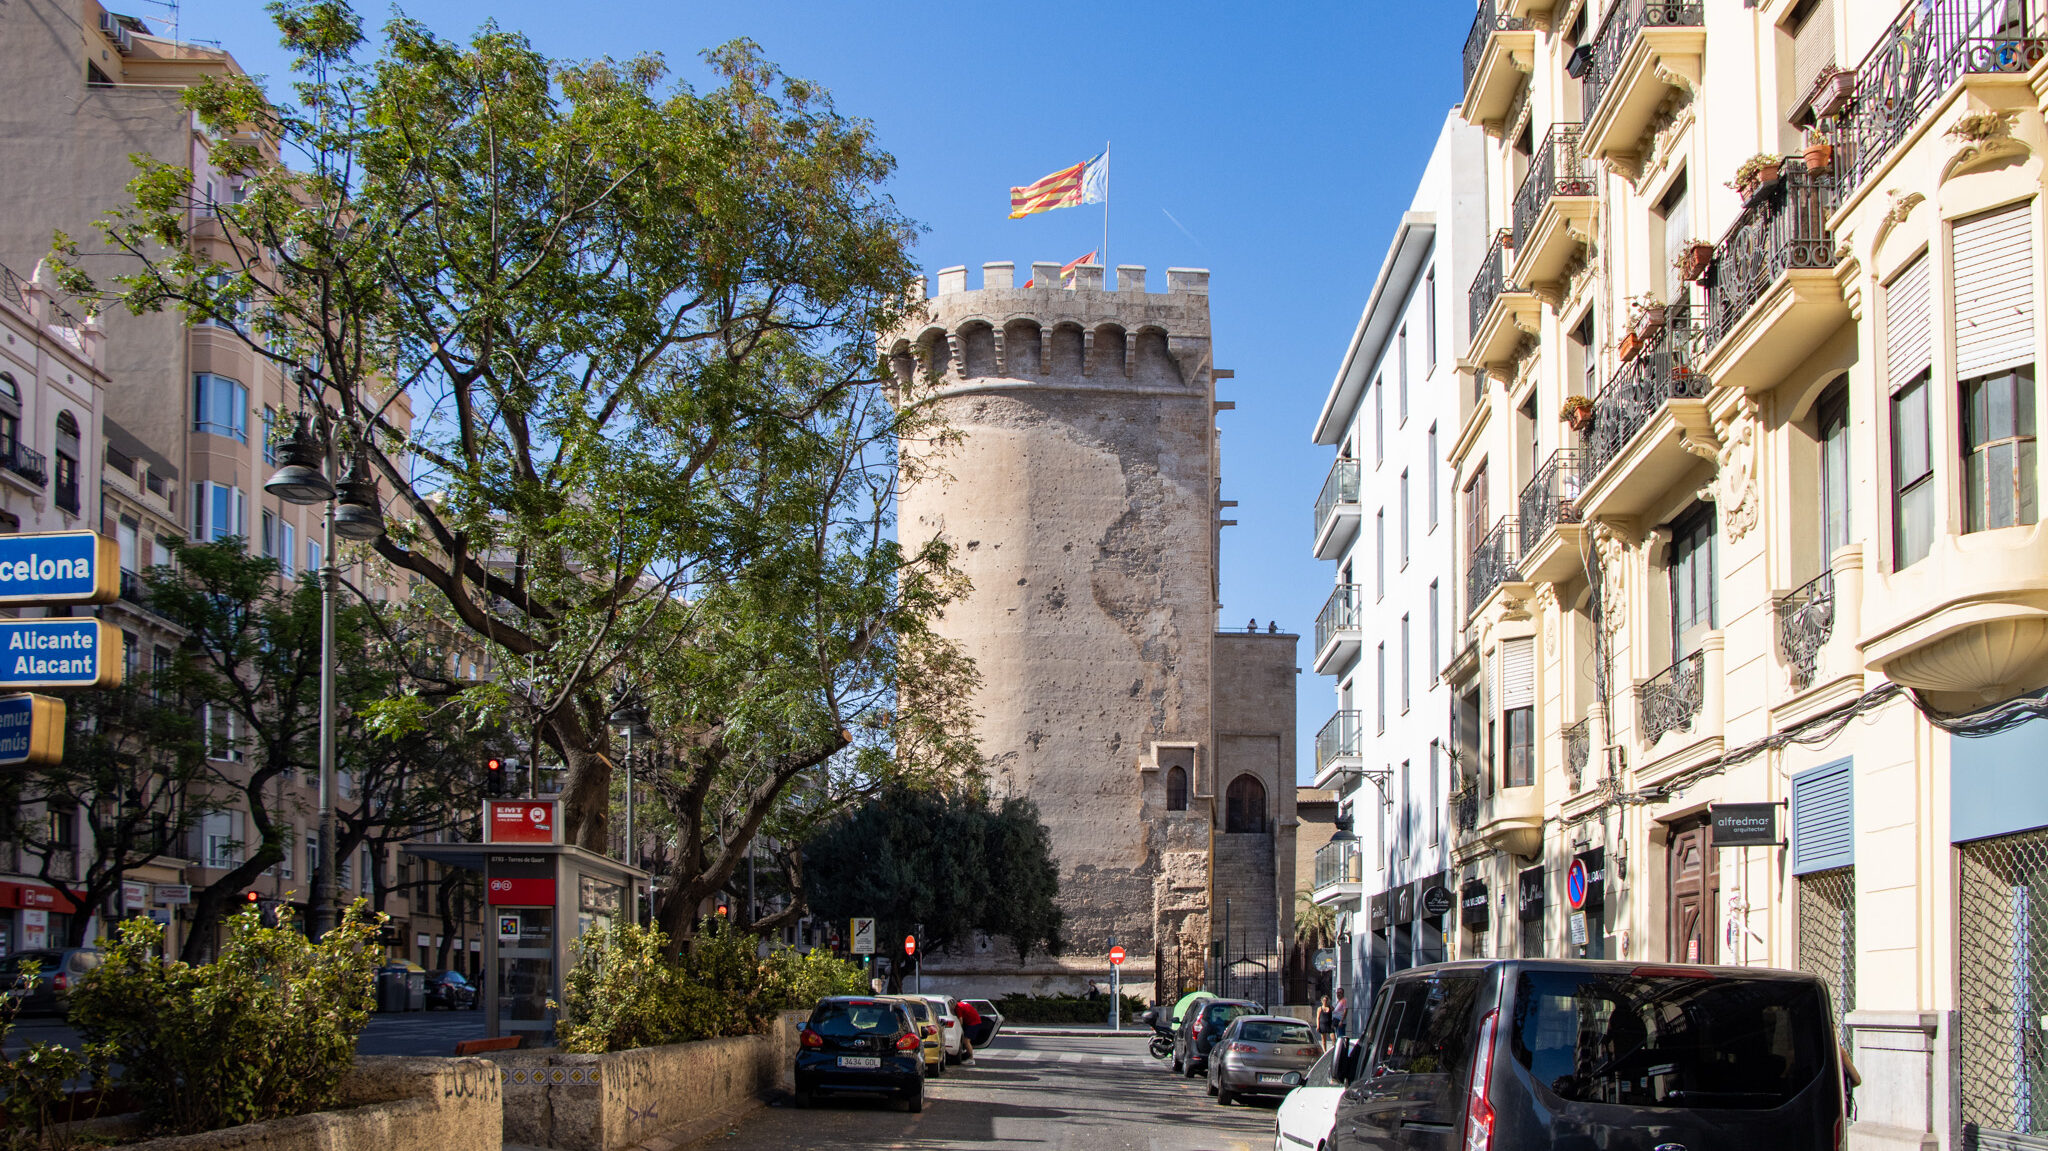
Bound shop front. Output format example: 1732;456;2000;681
1516;866;1545;958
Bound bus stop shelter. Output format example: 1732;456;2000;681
402;800;651;1043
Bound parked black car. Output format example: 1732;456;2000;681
1;948;101;1017
1328;959;1845;1151
794;997;926;1112
1172;996;1260;1077
423;969;478;1010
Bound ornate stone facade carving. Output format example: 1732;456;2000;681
1593;519;1634;633
1714;397;1761;544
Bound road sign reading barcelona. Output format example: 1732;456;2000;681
0;532;118;606
0;619;122;689
0;693;66;766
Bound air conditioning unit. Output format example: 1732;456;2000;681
98;11;135;54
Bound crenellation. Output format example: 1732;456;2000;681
982;261;1014;290
936;265;968;294
1118;264;1148;293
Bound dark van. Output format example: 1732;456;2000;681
1329;960;1844;1151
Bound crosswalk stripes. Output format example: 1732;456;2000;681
976;1049;1153;1067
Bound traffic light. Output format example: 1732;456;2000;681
486;757;505;796
716;903;729;918
242;890;262;906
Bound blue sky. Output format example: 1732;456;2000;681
169;0;1472;782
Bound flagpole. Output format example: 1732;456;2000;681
1101;141;1111;277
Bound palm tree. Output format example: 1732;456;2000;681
1295;889;1338;948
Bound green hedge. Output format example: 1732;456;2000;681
990;993;1148;1024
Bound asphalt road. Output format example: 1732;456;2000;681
3;1008;486;1058
680;1032;1282;1151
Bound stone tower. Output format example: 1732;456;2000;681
889;261;1296;997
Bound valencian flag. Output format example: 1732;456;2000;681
1022;251;1099;289
1009;151;1108;219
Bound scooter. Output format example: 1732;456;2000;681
1137;1008;1174;1060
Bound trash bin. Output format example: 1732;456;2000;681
376;967;408;1013
405;967;426;1012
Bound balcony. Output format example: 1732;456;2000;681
1574;307;1716;521
1777;569;1836;691
1452;787;1479;835
1697;161;1847;393
1508;125;1599;297
1563;717;1592;791
1837;1;2048;199
1314;710;1362;789
1313;458;1362;560
1312;840;1363;904
1516;449;1588;585
1466;517;1523;618
119;568;147;605
1461;0;1538;131
1467;233;1541;375
1581;0;1706;167
1314;584;1363;675
1479;783;1543;856
1639;649;1705;748
0;438;46;487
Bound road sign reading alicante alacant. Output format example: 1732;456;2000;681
0;618;122;689
0;532;119;605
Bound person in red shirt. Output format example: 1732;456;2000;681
956;999;982;1027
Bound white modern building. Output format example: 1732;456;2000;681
1307;111;1486;1011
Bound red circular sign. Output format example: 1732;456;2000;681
1109;945;1126;966
1566;858;1589;912
904;935;917;956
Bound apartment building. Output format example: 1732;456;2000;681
1439;0;2048;1146
1307;113;1488;1010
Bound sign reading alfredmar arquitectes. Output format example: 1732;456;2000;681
0;532;119;606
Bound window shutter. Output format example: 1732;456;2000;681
1952;203;2035;379
1499;637;1536;710
1791;758;1854;874
1885;255;1933;393
1793;0;1836;105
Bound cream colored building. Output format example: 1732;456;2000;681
1443;1;2048;1147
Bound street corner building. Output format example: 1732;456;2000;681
885;261;1298;998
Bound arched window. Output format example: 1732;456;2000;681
0;374;20;462
1165;766;1188;812
1224;775;1267;834
53;411;79;514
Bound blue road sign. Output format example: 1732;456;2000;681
0;532;118;605
1566;858;1588;911
0;692;66;766
0;619;123;689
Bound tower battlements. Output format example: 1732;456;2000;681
887;263;1212;394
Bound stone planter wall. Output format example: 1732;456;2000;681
497;1011;806;1151
108;1057;503;1151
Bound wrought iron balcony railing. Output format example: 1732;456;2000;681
1838;0;2048;197
0;438;47;487
54;479;79;515
1778;569;1837;690
1564;717;1592;791
1585;0;1707;117
1640;650;1706;746
119;568;148;606
1469;232;1512;341
1316;710;1362;771
1700;161;1840;352
1315;458;1361;541
1467;517;1521;615
1453;787;1479;833
1511;124;1594;249
1518;449;1585;549
1580;305;1707;487
1463;0;1535;92
1316;584;1362;655
1314;840;1362;890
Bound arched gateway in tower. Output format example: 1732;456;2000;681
887;261;1297;999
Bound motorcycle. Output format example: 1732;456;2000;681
1138;1008;1174;1060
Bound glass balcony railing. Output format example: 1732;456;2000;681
1314;458;1361;541
1314;840;1361;891
1316;584;1362;656
1316;710;1362;772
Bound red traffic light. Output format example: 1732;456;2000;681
243;890;262;905
904;935;916;956
486;757;506;796
716;904;729;918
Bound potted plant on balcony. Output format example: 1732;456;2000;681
1812;66;1856;119
1674;239;1716;283
1617;331;1644;362
1495;226;1516;251
1728;153;1785;201
1801;127;1835;172
1628;294;1669;341
1561;394;1595;431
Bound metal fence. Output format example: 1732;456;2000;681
1638;649;1705;746
1209;933;1283;1010
1959;827;2048;1144
1797;868;1855;1043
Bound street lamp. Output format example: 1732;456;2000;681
610;701;653;870
265;384;385;938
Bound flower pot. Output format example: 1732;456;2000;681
1566;409;1594;433
1678;242;1715;282
1802;143;1834;171
1558;499;1581;523
1815;71;1855;118
1618;332;1643;362
1634;304;1668;341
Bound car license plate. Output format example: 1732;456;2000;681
838;1056;880;1069
1257;1073;1283;1083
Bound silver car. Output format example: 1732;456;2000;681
1205;1014;1323;1106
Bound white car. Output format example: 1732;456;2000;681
917;994;970;1063
1272;1046;1345;1151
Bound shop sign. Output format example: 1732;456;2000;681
1460;880;1490;930
153;884;190;905
1393;883;1417;924
19;886;59;910
1518;866;1546;922
1367;892;1390;933
484;800;558;845
485;853;554;906
1711;803;1782;847
121;881;148;911
1421;884;1455;918
22;908;47;948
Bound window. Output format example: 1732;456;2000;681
117;517;139;576
1397;326;1409;424
1165;765;1188;812
1375;377;1385;464
203;811;241;868
1429;741;1441;846
1504;707;1534;787
1424;269;1438;372
191;482;246;544
192;373;248;441
1571;311;1598;409
281;522;296;578
1376;510;1386;600
261;510;278;560
1817;378;1852;559
1428;581;1440;683
308;537;322;574
1398;759;1412;857
1656;173;1690;304
0;373;19;460
1377;643;1387;734
1399;470;1410;567
1669;504;1718;656
1427;425;1439;527
1892;376;1935;567
204;704;242;762
1962;367;2038;532
1224;775;1267;834
262;407;280;465
52;412;79;515
1400;614;1411;714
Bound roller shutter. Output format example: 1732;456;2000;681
1953;203;2036;380
1791;758;1855;875
1498;637;1536;711
1885;254;1933;393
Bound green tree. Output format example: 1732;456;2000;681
56;1;979;950
803;790;1064;989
